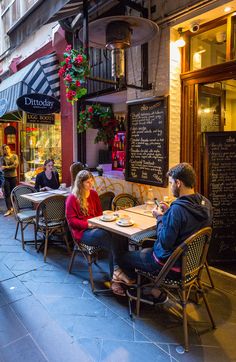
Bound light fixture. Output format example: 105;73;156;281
224;6;232;13
79;16;158;79
175;28;186;48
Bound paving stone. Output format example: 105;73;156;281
0;277;32;303
0;335;47;362
0;304;28;347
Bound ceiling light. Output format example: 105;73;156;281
175;28;186;48
224;6;232;13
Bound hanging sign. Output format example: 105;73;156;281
0;98;8;117
16;93;60;114
26;113;55;124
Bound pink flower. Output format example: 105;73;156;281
75;80;81;87
66;45;72;51
65;57;71;64
64;74;72;82
58;67;65;76
67;64;72;69
75;55;83;64
88;107;93;113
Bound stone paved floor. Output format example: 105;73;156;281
0;200;236;362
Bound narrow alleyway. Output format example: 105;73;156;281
0;200;236;362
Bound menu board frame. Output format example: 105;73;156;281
203;131;236;263
125;97;169;187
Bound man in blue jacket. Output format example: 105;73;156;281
120;162;213;303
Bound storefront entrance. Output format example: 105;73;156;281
181;63;236;273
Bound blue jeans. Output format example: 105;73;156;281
82;228;128;277
121;248;180;280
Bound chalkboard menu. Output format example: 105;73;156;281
125;97;168;186
203;132;236;263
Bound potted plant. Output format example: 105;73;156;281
59;45;90;104
78;104;119;144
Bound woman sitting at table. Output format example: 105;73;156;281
35;159;60;191
65;170;135;296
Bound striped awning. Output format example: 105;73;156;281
0;53;60;116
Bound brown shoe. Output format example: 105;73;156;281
4;210;12;217
112;269;136;286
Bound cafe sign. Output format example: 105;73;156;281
0;98;8;117
16;93;60;114
26;113;55;125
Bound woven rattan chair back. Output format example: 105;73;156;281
36;195;70;262
112;193;139;211
11;185;35;212
99;191;115;211
134;227;215;352
70;162;84;188
11;185;37;250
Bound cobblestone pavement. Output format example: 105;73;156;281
0;200;236;362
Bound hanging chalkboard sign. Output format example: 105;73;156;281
203;131;236;263
125;97;168;186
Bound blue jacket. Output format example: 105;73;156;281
153;193;213;263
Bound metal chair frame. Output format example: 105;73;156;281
11;185;37;249
35;195;70;262
132;227;216;352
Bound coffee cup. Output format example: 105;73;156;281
102;210;114;220
60;183;66;190
119;214;131;224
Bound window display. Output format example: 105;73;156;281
20;113;61;183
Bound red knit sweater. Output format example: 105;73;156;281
65;190;103;242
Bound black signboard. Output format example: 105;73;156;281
203;132;236;263
26;113;55;125
17;93;60;114
125;97;168;186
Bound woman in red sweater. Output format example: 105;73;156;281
66;170;135;295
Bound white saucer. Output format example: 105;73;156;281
100;216;116;222
116;220;134;227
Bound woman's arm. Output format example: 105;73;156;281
66;195;88;231
2;155;19;170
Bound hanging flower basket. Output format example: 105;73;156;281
78;104;119;145
59;45;90;104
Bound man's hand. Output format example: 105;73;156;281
152;202;170;218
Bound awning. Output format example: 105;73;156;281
0;53;60;115
8;1;83;49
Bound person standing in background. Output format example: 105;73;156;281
1;144;19;216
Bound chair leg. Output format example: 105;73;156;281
136;274;142;317
68;249;77;273
87;254;95;292
33;223;37;249
198;280;216;329
205;262;215;289
181;289;189;352
63;229;71;253
44;231;49;262
15;221;19;240
20;222;25;250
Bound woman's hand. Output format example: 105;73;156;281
87;222;95;229
40;187;51;191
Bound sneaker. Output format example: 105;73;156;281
127;288;168;305
4;209;12;217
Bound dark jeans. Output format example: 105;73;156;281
120;247;180;280
3;177;17;210
82;228;128;277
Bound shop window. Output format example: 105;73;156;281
20;114;62;184
190;23;227;70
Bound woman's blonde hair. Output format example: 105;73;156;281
73;170;94;215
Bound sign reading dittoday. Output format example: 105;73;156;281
17;93;60;114
0;98;8;117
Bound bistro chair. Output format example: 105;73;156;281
11;185;37;250
70;162;85;188
111;193;139;211
68;224;104;293
35;195;70;262
128;227;216;352
99;191;115;211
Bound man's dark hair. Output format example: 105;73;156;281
167;162;196;188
